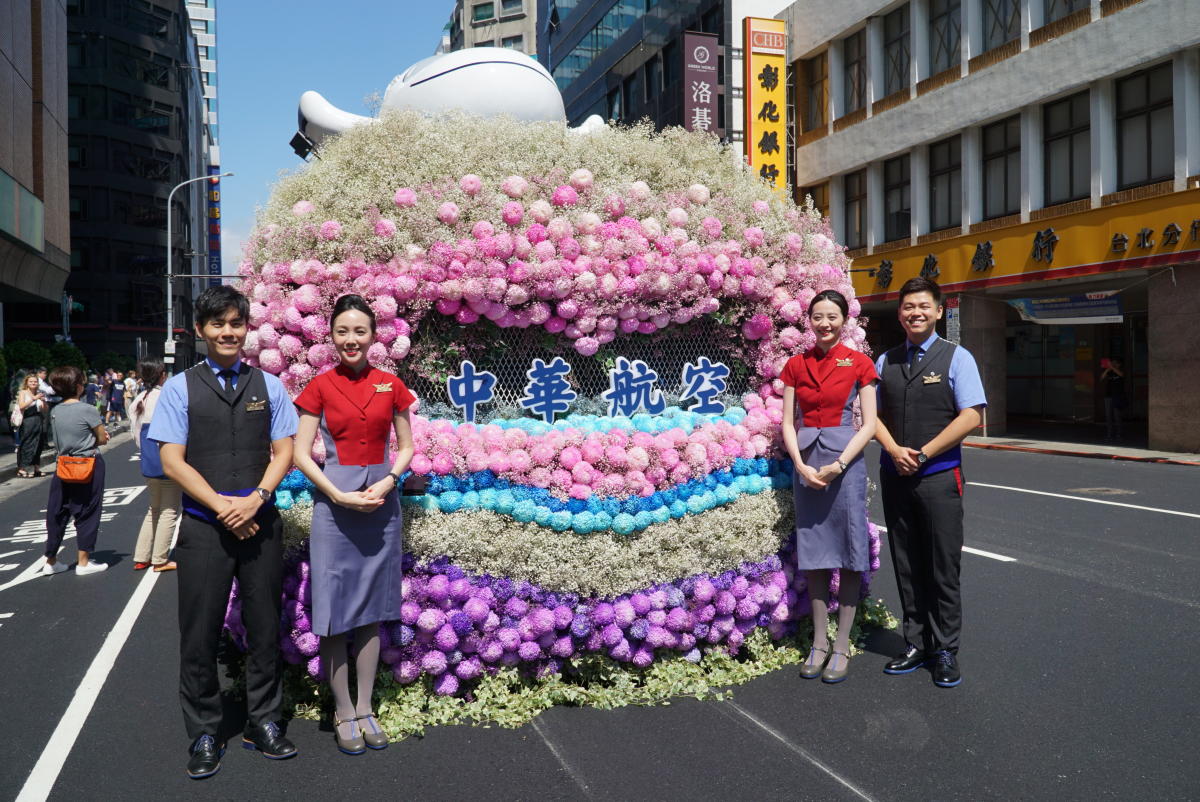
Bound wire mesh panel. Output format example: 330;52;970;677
403;315;753;420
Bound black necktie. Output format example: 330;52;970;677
218;369;237;400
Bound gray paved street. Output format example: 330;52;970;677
1;437;1197;800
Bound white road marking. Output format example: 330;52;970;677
720;701;877;802
16;516;179;802
531;718;593;799
0;550;23;559
0;563;20;572
872;524;1018;563
0;612;13;618
968;482;1200;519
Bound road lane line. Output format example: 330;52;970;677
16;516;177;802
872;524;1017;563
720;701;877;802
530;718;593;799
968;482;1200;519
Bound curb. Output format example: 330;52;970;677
964;440;1200;467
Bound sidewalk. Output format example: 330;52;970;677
965;435;1200;466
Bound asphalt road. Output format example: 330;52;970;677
1;438;1197;801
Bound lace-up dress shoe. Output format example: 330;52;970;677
242;721;298;759
883;644;930;675
186;735;224;779
932;650;962;687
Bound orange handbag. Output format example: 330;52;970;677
56;455;96;483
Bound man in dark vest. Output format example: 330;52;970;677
149;286;299;778
874;277;986;688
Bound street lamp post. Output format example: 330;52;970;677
166;171;233;363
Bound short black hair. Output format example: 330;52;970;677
808;289;850;319
49;365;85;399
897;276;942;305
194;285;250;328
330;294;377;333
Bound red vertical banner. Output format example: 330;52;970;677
683;32;720;134
743;17;788;197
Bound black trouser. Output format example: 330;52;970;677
880;466;964;654
176;508;283;741
18;413;43;469
45;454;106;555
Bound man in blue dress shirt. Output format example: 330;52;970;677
149;286;299;778
873;277;986;688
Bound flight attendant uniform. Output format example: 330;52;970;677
294;365;414;637
780;343;878;572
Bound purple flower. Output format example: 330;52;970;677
692;578;716;603
731;576;750;599
427;574;451;604
478;639;504;663
630;619;649;641
517;641;543;661
504;597;528;618
632;646;655;668
550;636;574;658
416;609;446;633
613;600;636;628
570;615;593;639
394;660;421;684
693;623;710;640
449;611;474;636
295;631;320;657
421;650;448;675
684;648;702;663
455;656;483;680
463;597;491;624
714;591;737;616
601;623;623;648
433;673;460;696
630;593;652;616
609;639;632;662
397;625;415;647
735;599;760;620
665;608;691;632
492;578;515;601
496;628;520;652
399;601;421;625
530;607;556;635
435;624;459;652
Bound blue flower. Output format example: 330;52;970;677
275;490;294;510
630;619;649;640
398;625;415;646
547;497;567;513
570;615;593;638
567;498;586;514
592;511;613;531
495;490;516;515
461;490;480;510
534;506;552;526
633;511;652;530
438;491;464;513
449;612;474;636
602;498;622;517
668;500;688;519
715;469;733;485
586;497;604;514
571;511;595;534
549;510;572;531
612;513;636;536
476;470;495;489
659;488;677;505
650;506;670;524
511;500;536;522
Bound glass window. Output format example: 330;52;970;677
884;155;911;242
501;0;523;12
1043;91;1090;205
883;5;910;97
501;34;523;50
843;31;865;115
843;170;867;249
802;183;829;218
472;2;494;22
983;116;1021;219
929;135;962;231
645;55;661;102
1116;63;1173;190
983;0;1020;51
1045;0;1088;23
802;53;828;132
929;0;961;75
550;1;648;90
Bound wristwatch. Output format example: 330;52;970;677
836;458;848;473
390;473;402;488
916;452;928;465
254;487;272;501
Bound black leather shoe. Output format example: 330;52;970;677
883;644;930;675
932;650;962;687
186;735;224;779
242;721;298;759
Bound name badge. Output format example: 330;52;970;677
922;373;943;385
245;399;267;412
836;358;855;367
373;382;393;393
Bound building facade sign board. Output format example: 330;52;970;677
682;32;720;134
742;17;787;198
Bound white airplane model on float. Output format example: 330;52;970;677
291;47;605;158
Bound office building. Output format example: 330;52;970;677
0;0;70;342
784;0;1199;451
12;0;215;363
449;0;538;56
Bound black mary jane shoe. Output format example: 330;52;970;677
932;650;962;688
883;644;930;675
186;735;225;780
242;721;298;759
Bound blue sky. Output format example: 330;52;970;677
216;1;454;270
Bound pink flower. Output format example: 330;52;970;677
604;194;625;218
393;188;417;207
374;218;397;238
687;183;711;204
437;202;460;225
574;336;600;356
742;227;765;248
551;185;578;207
291;200;314;217
459;174;483;196
529;200;553;223
752;200;770;215
500;175;528;198
629;181;651;201
502;201;524;226
569;168;594;191
701;216;723;238
318;220;342;240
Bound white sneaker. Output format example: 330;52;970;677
76;561;108;576
40;561;68;576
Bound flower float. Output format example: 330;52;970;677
229;111;890;726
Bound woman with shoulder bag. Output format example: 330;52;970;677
42;365;110;576
130;359;179;572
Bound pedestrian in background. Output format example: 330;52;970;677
37;367;59;448
15;372;47;478
42;365;109;576
874;277;986;688
130;358;179;572
779;289;878;684
85;374;103;412
1101;357;1126;441
123;369;139;412
106;370;126;423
